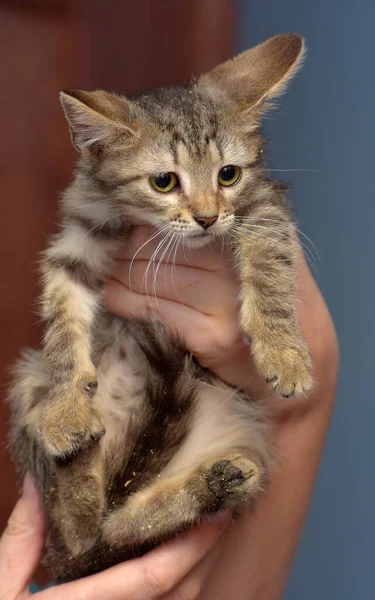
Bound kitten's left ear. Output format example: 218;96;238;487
60;89;135;153
198;34;305;114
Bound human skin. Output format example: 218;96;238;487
0;474;231;599
0;226;338;599
106;226;339;600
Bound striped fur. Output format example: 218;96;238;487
8;34;312;580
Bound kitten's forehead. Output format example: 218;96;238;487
134;86;218;156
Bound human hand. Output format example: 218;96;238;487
103;227;339;600
105;225;327;403
0;474;230;599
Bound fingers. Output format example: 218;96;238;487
119;226;232;271
105;278;242;367
0;473;44;599
112;225;238;318
105;225;264;394
105;227;242;363
162;542;223;600
112;258;237;317
41;511;231;600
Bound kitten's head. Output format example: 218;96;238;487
61;34;304;246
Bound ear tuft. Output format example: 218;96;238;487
199;34;305;113
60;89;135;153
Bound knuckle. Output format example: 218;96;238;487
211;321;241;356
141;562;172;597
5;512;31;539
194;319;243;368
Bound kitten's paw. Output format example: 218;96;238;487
42;387;105;458
254;339;313;397
204;455;262;505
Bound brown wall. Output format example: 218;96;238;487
0;0;235;548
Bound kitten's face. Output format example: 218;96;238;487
62;34;304;246
92;88;260;247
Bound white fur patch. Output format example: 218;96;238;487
46;221;120;275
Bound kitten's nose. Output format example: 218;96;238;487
193;215;218;230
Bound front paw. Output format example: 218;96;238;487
253;338;313;398
41;388;105;458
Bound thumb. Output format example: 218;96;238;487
0;473;44;599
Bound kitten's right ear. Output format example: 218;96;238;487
60;90;135;153
198;34;305;115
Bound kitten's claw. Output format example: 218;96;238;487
253;339;313;398
41;389;105;458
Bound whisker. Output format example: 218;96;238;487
142;235;169;304
152;232;175;312
234;216;321;256
236;216;321;257
234;216;321;275
235;225;319;278
81;199;115;208
84;213;122;236
266;168;320;173
240;222;318;270
220;231;225;255
181;236;192;265
128;226;169;294
235;224;292;254
163;232;177;292
294;227;322;259
170;236;187;307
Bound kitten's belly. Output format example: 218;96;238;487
94;332;148;453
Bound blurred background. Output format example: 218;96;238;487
0;0;373;597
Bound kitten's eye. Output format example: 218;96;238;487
150;172;179;192
218;165;241;186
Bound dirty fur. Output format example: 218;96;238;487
8;34;312;581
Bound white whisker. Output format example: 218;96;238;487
266;168;320;173
152;232;175;312
235;224;292;254
81;199;114;208
128;226;169;293
142;235;169;304
235;224;319;278
84;213;121;236
234;216;321;276
170;236;186;307
163;232;177;290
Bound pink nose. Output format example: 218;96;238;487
193;215;218;230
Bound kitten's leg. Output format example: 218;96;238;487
40;215;122;457
8;349;51;488
103;382;269;547
235;204;313;397
48;445;105;557
102;452;263;547
8;349;106;556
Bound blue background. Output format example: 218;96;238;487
240;1;374;598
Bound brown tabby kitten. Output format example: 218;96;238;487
8;34;313;581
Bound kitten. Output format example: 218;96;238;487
8;34;312;581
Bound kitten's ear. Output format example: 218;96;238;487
60;89;135;153
199;34;305;113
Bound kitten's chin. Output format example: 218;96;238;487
183;233;214;249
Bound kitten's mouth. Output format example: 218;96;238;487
182;230;214;248
189;232;211;239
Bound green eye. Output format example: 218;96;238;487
150;172;179;192
218;165;241;186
